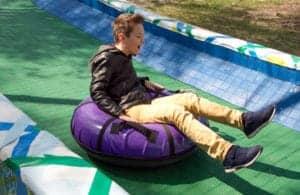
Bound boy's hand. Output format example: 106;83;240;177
176;88;196;94
144;80;165;92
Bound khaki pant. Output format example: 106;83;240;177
124;92;244;161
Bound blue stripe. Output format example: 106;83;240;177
205;35;230;43
0;122;14;131
249;50;258;58
126;5;135;14
12;125;40;157
15;169;29;195
176;22;185;32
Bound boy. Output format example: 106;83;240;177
89;13;276;173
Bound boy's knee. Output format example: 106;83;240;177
163;105;185;119
182;92;198;102
165;105;193;123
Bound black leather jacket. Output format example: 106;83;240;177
89;45;150;116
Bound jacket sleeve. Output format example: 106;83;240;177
137;76;149;86
143;80;165;92
90;56;123;116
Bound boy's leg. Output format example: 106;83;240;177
152;92;276;138
125;103;232;160
152;92;244;129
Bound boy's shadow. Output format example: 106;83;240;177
211;126;236;142
93;150;300;195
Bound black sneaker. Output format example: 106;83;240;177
242;105;276;138
223;145;263;173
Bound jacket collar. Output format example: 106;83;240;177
98;44;132;59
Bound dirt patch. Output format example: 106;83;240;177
246;2;300;31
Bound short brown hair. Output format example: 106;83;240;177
112;13;144;42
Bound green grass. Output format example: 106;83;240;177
129;0;300;56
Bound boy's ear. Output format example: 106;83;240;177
117;32;126;42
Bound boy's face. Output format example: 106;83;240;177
120;23;144;56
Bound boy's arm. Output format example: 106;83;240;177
144;80;165;92
139;77;195;95
90;57;123;116
138;77;165;92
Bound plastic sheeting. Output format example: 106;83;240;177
0;93;128;195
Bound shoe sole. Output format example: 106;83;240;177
247;106;276;139
224;147;263;173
